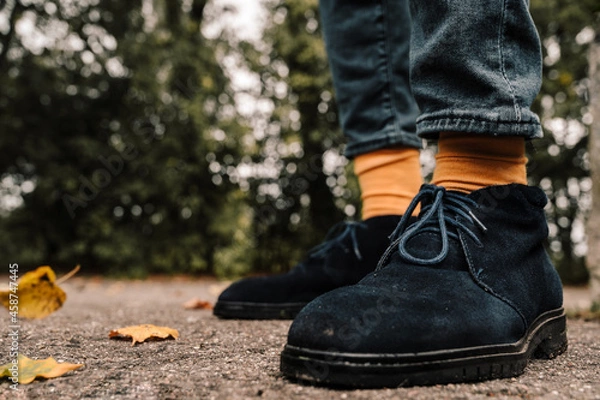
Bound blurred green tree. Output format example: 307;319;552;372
529;0;600;284
585;23;600;307
0;0;597;283
0;0;253;276
225;0;358;273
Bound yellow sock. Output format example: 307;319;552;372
354;148;423;219
431;132;527;193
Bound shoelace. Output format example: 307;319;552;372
376;185;487;269
309;221;368;260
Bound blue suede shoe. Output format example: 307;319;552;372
214;216;402;319
280;184;567;387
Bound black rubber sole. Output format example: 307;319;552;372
280;308;567;388
213;301;308;319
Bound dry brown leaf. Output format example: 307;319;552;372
0;354;83;384
0;266;79;319
182;298;214;310
109;324;179;346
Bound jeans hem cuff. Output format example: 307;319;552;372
416;113;543;139
344;133;422;158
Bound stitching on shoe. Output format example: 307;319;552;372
459;227;527;333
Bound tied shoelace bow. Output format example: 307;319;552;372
309;221;368;260
376;185;487;269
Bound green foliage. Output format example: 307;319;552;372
0;0;597;282
225;0;355;273
529;0;600;283
0;0;251;276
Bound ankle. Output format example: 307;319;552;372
431;132;527;193
354;148;423;218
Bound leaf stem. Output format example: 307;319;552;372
56;265;81;285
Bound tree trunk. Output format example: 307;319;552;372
587;31;600;310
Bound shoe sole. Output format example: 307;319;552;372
213;301;307;319
280;308;567;388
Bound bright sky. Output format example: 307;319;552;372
203;0;266;43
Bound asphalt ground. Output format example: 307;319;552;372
1;277;599;400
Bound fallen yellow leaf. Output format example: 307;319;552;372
0;266;77;319
0;354;83;384
182;298;214;310
109;324;179;346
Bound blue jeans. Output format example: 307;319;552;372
320;0;543;158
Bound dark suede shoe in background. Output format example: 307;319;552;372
213;215;402;319
281;184;567;387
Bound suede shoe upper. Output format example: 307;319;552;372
287;184;563;354
217;216;401;305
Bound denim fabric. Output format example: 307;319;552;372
410;0;543;139
320;0;543;154
320;0;421;157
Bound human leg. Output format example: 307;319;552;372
320;0;420;157
281;0;566;386
213;0;420;319
322;0;422;219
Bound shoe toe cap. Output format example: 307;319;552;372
287;278;526;354
217;277;268;302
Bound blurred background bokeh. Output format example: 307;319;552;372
0;0;598;291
